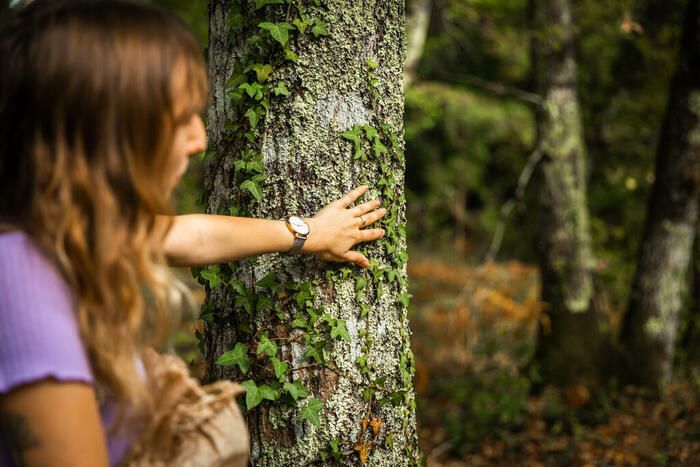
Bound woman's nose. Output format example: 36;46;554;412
188;115;207;156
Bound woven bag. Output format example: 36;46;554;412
120;347;249;467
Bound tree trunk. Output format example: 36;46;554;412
200;1;419;465
620;0;700;390
404;0;430;86
529;0;601;387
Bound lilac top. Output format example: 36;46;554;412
0;231;141;467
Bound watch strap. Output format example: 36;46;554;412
286;235;306;255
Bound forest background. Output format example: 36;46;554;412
3;0;699;464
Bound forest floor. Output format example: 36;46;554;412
408;257;700;466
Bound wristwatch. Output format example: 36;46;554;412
283;215;310;255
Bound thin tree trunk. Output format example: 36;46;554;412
201;1;419;465
405;0;430;86
621;0;700;388
529;0;601;387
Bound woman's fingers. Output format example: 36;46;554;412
356;228;385;243
335;185;368;208
350;199;381;217
343;250;369;268
355;206;387;228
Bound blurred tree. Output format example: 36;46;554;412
405;0;431;85
200;0;419;464
620;0;700;391
529;0;603;387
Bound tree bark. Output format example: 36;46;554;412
529;0;602;387
200;1;419;465
620;0;700;390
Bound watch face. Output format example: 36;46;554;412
289;215;309;235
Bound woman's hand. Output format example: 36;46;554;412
302;185;387;268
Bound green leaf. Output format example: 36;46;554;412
311;18;329;37
216;343;252;374
284;48;299;63
259;384;280;401
256;294;274;313
360;304;372;318
255;0;284;9
354;276;368;292
252;63;274;82
341;124;362;149
200;265;221;288
256;271;280;292
292;17;310;34
367;58;378;70
241;380;263;410
246;160;265;173
271;357;289;380
273;81;290;96
258;21;295;46
283;380;309;400
240;179;263;201
304;343;324;364
257;333;278;357
331;319;350;340
291;316;310;330
239;82;263;98
374;139;388;157
363;125;378;140
300;398;324;426
397;292;413;307
244;108;261;129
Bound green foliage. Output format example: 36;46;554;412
300;397;324;426
216;342;252;374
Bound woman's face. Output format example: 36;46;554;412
164;111;206;197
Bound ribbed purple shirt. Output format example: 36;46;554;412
0;231;140;466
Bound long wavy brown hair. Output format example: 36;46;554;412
0;0;207;434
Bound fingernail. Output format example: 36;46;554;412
380;208;387;214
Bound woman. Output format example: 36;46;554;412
0;1;386;465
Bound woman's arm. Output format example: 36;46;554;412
0;381;109;467
161;185;387;268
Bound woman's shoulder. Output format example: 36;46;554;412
0;229;93;396
0;229;73;300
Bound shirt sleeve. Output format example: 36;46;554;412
0;233;94;395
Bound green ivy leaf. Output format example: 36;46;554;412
200;265;221;288
244;108;260;129
291;315;310;330
367;58;378;70
341;125;362;149
283;380;308;400
240;179;263;201
292;17;310;34
397;292;413;307
241;380;263;410
284;48;299;63
252;63;274;82
216;343;252;374
260;384;280;401
273;81;290;96
246;160;265;173
256;294;274;313
311;18;329;37
331;319;350;340
271;357;289;380
304;343;324;364
256;271;280;292
374;139;388;157
239;82;263;98
258;21;295;46
257;333;278;357
300;398;324;426
363;124;377;140
360;304;372;318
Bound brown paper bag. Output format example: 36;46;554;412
120;348;249;467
